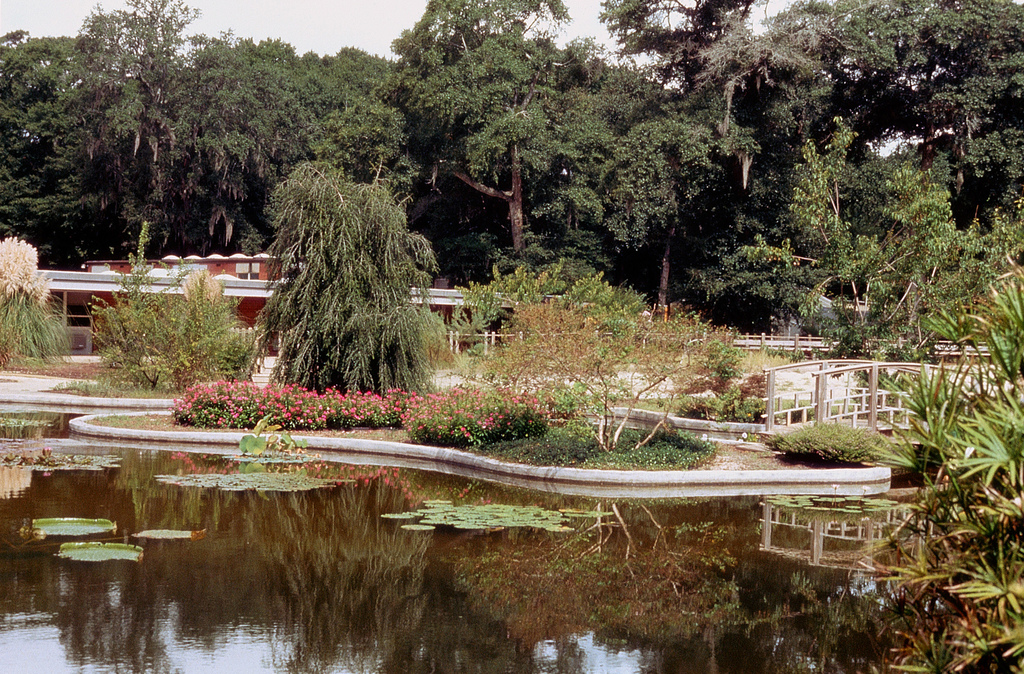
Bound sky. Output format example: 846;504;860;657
0;0;616;58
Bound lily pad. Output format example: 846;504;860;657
400;524;436;531
381;512;419;520
1;453;120;471
388;503;571;532
155;472;344;492
58;542;143;562
32;517;116;537
133;529;206;540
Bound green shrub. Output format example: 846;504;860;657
765;423;890;464
677;386;765;423
482;424;598;466
704;339;744;382
93;226;247;391
479;425;716;469
587;429;716;469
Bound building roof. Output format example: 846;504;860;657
43;270;467;306
42;270;273;299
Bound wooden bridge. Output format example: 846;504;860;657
764;359;933;434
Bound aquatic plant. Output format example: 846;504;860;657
26;517;117;538
133;529;206;540
58;542;143;562
155;470;347;492
1;450;120;470
383;501;571;532
239;415;308;456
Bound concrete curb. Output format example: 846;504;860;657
69;412;891;498
613;407;765;442
0;391;173;412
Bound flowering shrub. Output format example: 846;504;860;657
173;382;417;431
402;388;548;447
324;389;421;429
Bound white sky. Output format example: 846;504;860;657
0;0;615;58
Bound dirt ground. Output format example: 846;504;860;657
4;359;106;381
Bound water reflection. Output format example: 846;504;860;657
0;449;894;672
0;411;70;440
0;466;31;499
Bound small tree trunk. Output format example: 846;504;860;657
509;145;525;254
658;224;676;309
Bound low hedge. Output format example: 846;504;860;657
765;423;891;464
481;425;716;469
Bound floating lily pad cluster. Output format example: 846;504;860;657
155;471;347;492
383;500;574;532
20;518;204;563
766;495;901;515
0;452;120;471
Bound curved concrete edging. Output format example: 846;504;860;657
69;412;891;499
613;407;765;442
0;391;173;412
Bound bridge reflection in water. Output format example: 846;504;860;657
760;497;908;571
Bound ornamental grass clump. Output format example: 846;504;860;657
402;388;547;447
0;237;67;368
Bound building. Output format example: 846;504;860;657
43;254;465;354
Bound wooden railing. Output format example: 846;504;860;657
447;330;985;360
764;360;931;433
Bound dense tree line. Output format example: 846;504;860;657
2;0;1023;334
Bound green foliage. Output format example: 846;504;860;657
239;416;309;456
677;387;765;423
703;339;744;382
481;299;722;452
93;224;247;391
885;268;1024;671
261;163;437;393
458;262;646;331
754;118;1024;355
480;425;716;469
0;293;67;370
765;423;890;464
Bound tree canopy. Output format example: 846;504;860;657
0;0;1022;340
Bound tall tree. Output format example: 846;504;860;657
825;0;1024;220
601;0;756;90
605;117;714;308
0;33;82;265
261;163;437;393
74;0;197;255
392;0;570;254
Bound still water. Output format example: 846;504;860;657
1;428;893;673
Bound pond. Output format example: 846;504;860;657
0;415;897;673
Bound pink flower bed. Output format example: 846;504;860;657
401;388;548;447
174;383;549;447
172;381;416;431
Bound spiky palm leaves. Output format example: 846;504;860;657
262;163;437;393
0;237;66;368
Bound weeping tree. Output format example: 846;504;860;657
261;163;438;393
0;237;67;368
